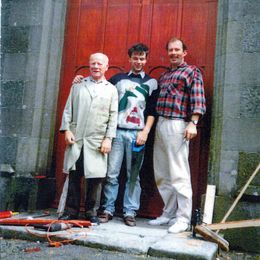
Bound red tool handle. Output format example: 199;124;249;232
0;211;13;219
0;218;92;227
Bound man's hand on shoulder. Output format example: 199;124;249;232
72;75;84;84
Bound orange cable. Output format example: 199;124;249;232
25;220;90;247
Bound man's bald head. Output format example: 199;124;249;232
89;53;109;81
90;53;109;65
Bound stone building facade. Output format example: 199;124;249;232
0;0;259;252
207;1;260;251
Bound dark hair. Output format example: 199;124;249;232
128;43;149;58
165;37;187;51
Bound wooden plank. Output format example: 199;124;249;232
203;185;216;224
207;219;260;230
195;225;229;251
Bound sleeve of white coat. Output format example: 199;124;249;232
105;86;118;138
59;85;74;132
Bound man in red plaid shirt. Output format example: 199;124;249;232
148;37;206;233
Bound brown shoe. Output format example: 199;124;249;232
124;216;136;227
98;212;113;223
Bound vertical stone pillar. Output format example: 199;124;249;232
208;0;260;252
0;0;67;210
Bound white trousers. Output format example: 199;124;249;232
153;117;192;224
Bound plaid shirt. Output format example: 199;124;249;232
156;62;206;120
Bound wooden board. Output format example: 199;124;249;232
207;219;260;230
195;224;229;251
203;185;216;224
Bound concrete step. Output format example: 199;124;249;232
0;213;218;260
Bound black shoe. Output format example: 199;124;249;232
98;212;113;223
58;214;78;220
124;216;136;227
85;216;100;225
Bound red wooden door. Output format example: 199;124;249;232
53;0;217;217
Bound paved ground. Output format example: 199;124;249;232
0;211;259;259
1;238;259;260
0;238;171;260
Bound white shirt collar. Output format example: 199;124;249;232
128;70;145;79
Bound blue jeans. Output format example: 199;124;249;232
102;129;144;217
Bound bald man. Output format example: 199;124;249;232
59;53;118;224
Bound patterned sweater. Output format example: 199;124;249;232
109;71;158;130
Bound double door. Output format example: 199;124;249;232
53;0;217;216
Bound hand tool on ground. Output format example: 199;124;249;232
0;218;91;227
33;222;73;232
0;211;19;219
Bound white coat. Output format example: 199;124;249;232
60;77;118;178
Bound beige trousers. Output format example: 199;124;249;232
153;117;192;224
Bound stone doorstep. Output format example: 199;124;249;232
0;214;218;260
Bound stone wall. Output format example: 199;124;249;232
208;0;260;253
0;0;67;211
